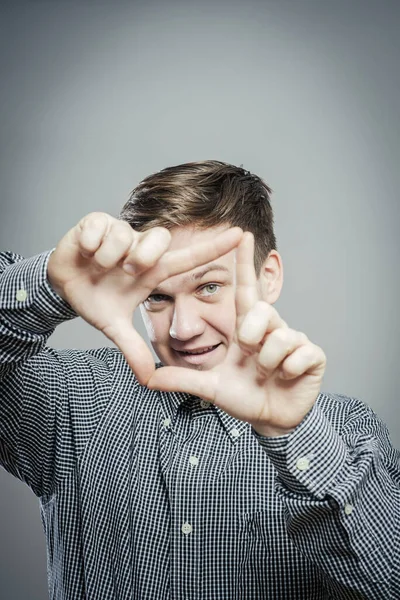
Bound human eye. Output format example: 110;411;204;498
198;283;221;297
144;294;169;307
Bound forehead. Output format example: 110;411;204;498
167;223;231;251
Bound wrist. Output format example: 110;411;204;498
47;251;65;299
252;423;295;438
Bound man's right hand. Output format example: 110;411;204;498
47;212;243;385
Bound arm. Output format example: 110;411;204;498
1;215;244;496
255;393;400;599
145;233;399;599
0;250;117;496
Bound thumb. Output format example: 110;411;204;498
147;366;219;402
102;319;155;385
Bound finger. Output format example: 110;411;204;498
101;319;156;385
257;328;308;377
237;301;285;354
235;232;259;321
153;227;243;282
279;343;326;380
122;227;172;275
76;213;113;257
94;220;138;269
147;366;219;402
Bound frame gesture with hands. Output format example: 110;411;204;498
47;212;244;386
147;232;326;437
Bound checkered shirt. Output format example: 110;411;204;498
1;251;399;599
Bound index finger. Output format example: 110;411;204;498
154;226;244;282
235;231;259;321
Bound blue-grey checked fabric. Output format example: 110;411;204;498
1;251;399;600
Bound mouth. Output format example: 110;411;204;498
173;343;222;364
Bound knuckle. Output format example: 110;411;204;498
256;362;270;377
144;227;172;249
118;220;136;240
271;327;292;345
83;212;109;227
238;338;255;355
302;344;318;361
112;225;134;248
254;300;271;315
119;219;134;231
92;254;109;269
304;349;318;366
237;325;258;346
129;228;171;269
298;331;309;344
150;226;171;239
132;252;155;269
80;213;111;239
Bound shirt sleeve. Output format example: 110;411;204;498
253;393;400;599
0;251;118;498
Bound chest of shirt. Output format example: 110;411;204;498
75;389;284;534
43;387;322;599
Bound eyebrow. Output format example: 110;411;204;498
151;263;231;294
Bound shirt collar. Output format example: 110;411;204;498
153;362;249;443
213;406;250;442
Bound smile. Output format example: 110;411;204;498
174;343;221;363
180;345;218;355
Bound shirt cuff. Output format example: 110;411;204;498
253;401;348;500
0;250;77;332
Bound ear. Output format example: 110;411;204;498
257;250;283;304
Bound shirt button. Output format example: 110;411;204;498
189;455;199;467
162;417;171;429
344;503;354;515
230;428;240;438
200;400;211;409
16;289;28;302
296;457;310;471
181;522;192;535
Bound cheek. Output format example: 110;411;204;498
216;311;236;340
207;297;236;340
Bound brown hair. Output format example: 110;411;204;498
119;160;277;275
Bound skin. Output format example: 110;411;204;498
139;224;282;372
47;212;244;384
48;212;326;438
145;225;326;436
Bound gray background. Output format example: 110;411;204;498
0;0;399;597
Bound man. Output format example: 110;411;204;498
0;160;398;599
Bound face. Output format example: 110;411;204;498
140;224;247;371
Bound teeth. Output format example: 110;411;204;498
183;346;215;355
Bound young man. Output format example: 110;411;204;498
0;160;398;599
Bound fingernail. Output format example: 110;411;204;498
123;263;136;276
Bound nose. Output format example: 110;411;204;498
169;297;206;340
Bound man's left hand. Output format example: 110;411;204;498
147;232;326;437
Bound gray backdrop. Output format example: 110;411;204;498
1;0;399;598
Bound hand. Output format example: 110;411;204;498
47;212;243;385
147;232;326;436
